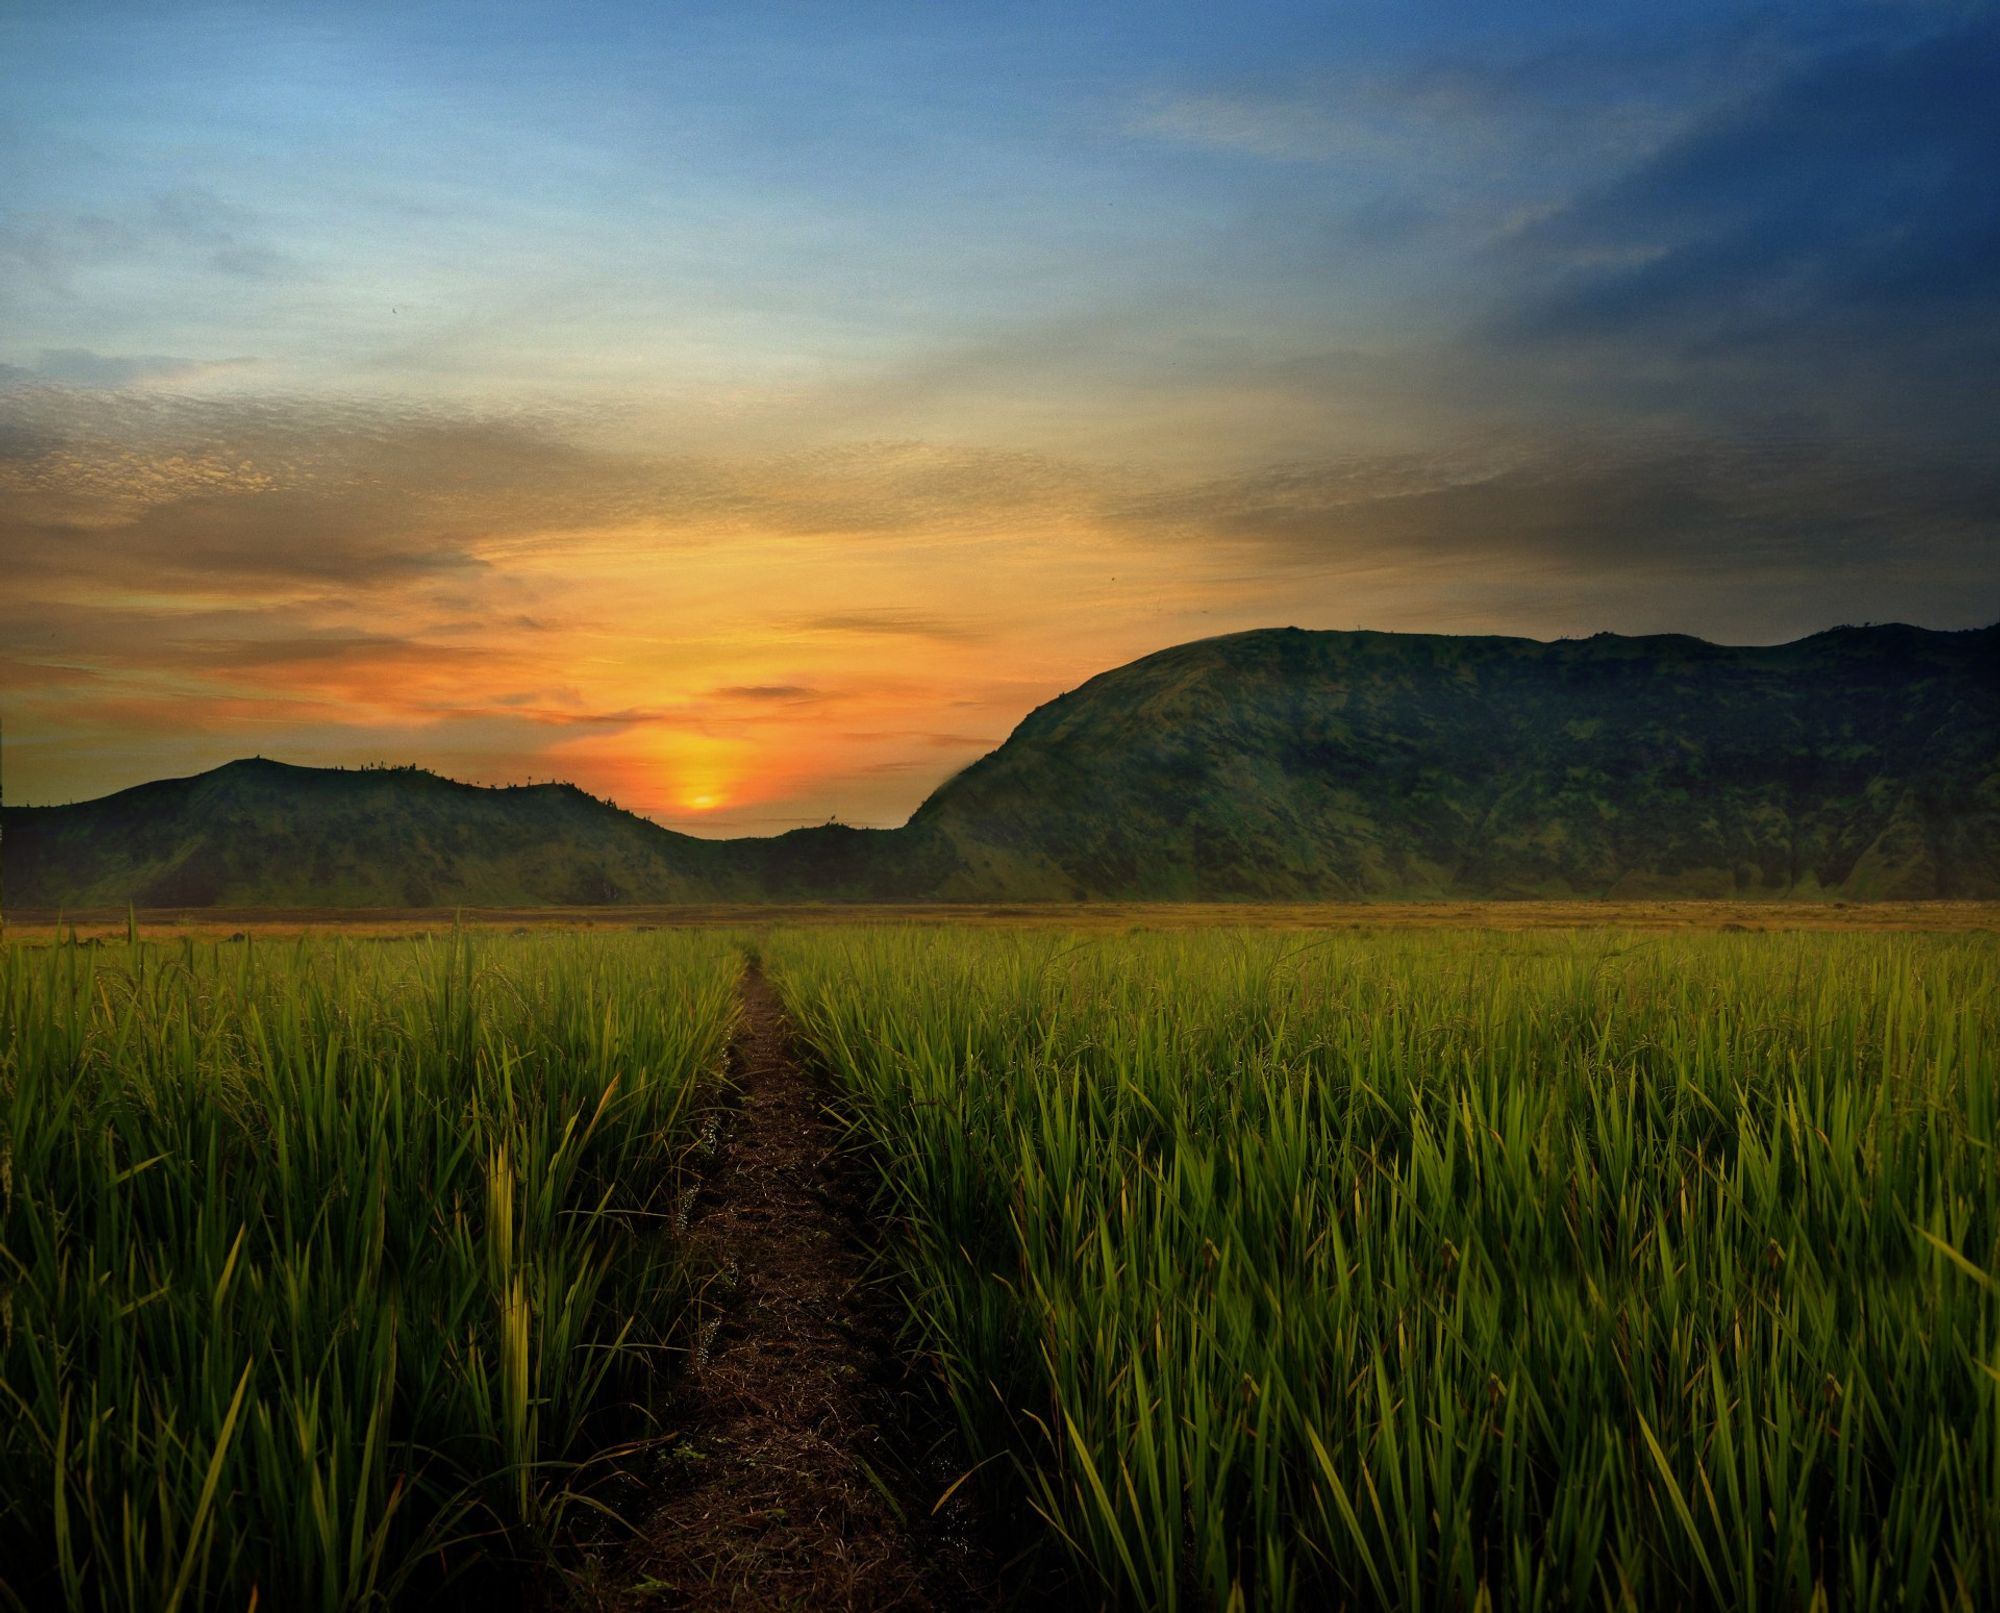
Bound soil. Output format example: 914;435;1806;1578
572;955;1000;1612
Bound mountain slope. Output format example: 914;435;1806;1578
1;758;952;909
5;623;1996;908
2;762;737;908
910;623;2000;900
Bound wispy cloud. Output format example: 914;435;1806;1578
1129;90;1350;160
1480;21;2000;449
710;683;826;703
796;611;986;642
0;349;256;388
0;187;304;292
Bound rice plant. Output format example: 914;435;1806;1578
771;925;2000;1610
0;929;737;1611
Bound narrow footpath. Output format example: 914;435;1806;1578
591;956;996;1612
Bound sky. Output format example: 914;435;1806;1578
3;0;1996;831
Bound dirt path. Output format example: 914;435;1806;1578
582;956;996;1612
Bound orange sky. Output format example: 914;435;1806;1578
0;407;1423;830
6;379;1995;834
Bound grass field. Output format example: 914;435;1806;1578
0;931;737;1611
774;925;2000;1610
4;914;1998;1609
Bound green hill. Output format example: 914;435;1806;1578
2;763;739;908
912;623;2000;900
5;623;1996;908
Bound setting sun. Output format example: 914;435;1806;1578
545;726;759;827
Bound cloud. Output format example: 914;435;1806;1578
5;356;1995;682
168;632;489;673
0;186;304;292
0;656;100;691
711;684;825;703
0;391;653;594
206;245;297;280
1106;429;2000;637
10;487;492;590
796;611;984;641
1129;90;1350;161
1124;23;1787;174
7;370;1991;717
0;388;1121;598
0;349;255;388
1492;19;2000;436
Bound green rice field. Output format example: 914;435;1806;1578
4;920;1998;1609
0;932;737;1610
773;926;2000;1611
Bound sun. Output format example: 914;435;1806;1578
550;727;755;820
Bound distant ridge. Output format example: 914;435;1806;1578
6;623;1997;907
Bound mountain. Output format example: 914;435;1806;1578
910;623;2000;900
3;763;730;909
5;623;1996;909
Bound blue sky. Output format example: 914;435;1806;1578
3;1;1996;821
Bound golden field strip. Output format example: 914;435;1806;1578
5;899;1998;941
